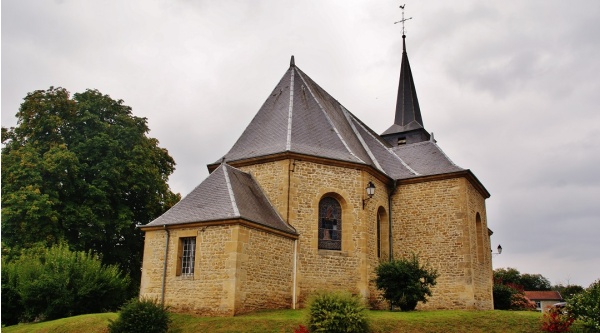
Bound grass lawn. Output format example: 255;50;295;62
4;309;584;333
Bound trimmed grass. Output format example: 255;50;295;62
2;309;554;333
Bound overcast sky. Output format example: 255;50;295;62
2;0;599;288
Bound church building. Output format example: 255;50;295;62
139;34;494;316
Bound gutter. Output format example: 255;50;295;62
161;225;170;306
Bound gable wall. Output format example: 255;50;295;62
391;177;493;310
241;159;389;306
140;225;234;316
234;225;295;314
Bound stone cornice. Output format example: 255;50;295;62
139;218;299;240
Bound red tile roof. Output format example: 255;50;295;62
524;291;563;301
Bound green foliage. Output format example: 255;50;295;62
374;254;439;311
553;284;585;300
1;243;130;324
1;87;180;292
494;267;551;291
493;283;517;310
567;279;600;331
306;291;369;333
108;298;171;333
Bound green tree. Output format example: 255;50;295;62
2;244;130;324
374;254;439;311
553;284;585;300
520;273;551;291
493;268;552;291
568;279;600;331
1;87;180;292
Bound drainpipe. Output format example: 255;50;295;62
292;239;298;309
161;225;170;306
388;180;397;261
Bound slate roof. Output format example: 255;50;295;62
145;163;296;235
524;291;563;301
216;56;465;181
382;35;424;136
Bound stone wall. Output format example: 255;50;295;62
140;224;296;316
234;225;295;314
241;159;388;307
391;177;493;310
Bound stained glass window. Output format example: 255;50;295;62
318;197;342;250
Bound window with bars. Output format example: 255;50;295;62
178;237;196;276
318;197;342;250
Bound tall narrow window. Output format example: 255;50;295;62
179;237;196;276
319;197;342;250
377;212;381;258
475;213;484;263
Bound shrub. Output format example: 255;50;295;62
541;305;575;332
293;324;310;333
511;291;536;311
374;254;439;311
307;291;369;333
1;243;130;323
108;298;171;333
568;279;600;331
493;283;517;310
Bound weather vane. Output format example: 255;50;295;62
394;4;413;36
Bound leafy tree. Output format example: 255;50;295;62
553;284;585;300
493;283;517;310
1;87;180;292
2;244;130;324
493;267;522;286
520;273;551;291
374;254;439;311
568;279;600;331
493;268;552;291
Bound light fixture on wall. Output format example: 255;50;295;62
362;181;376;209
492;244;502;257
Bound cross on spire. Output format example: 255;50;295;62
394;4;413;36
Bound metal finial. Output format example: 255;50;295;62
394;4;413;36
290;55;295;68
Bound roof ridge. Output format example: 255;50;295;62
351;114;420;176
294;68;365;164
339;105;383;172
245;171;297;234
286;68;295;151
222;164;240;217
430;141;462;169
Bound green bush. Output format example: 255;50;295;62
374;254;439;311
1;243;130;324
568;279;600;331
493;283;517;310
307;291;369;333
108;298;171;333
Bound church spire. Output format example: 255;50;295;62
394;34;423;130
382;6;430;146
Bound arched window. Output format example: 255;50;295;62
318;197;342;250
476;213;484;263
377;211;381;258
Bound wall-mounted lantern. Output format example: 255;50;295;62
362;181;376;209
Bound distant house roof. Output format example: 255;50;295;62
144;163;297;236
524;291;563;301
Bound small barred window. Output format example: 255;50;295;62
181;237;196;276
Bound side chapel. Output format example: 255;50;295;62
139;34;495;315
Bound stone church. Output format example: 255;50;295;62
139;35;494;316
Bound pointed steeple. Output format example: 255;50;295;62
382;35;430;146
